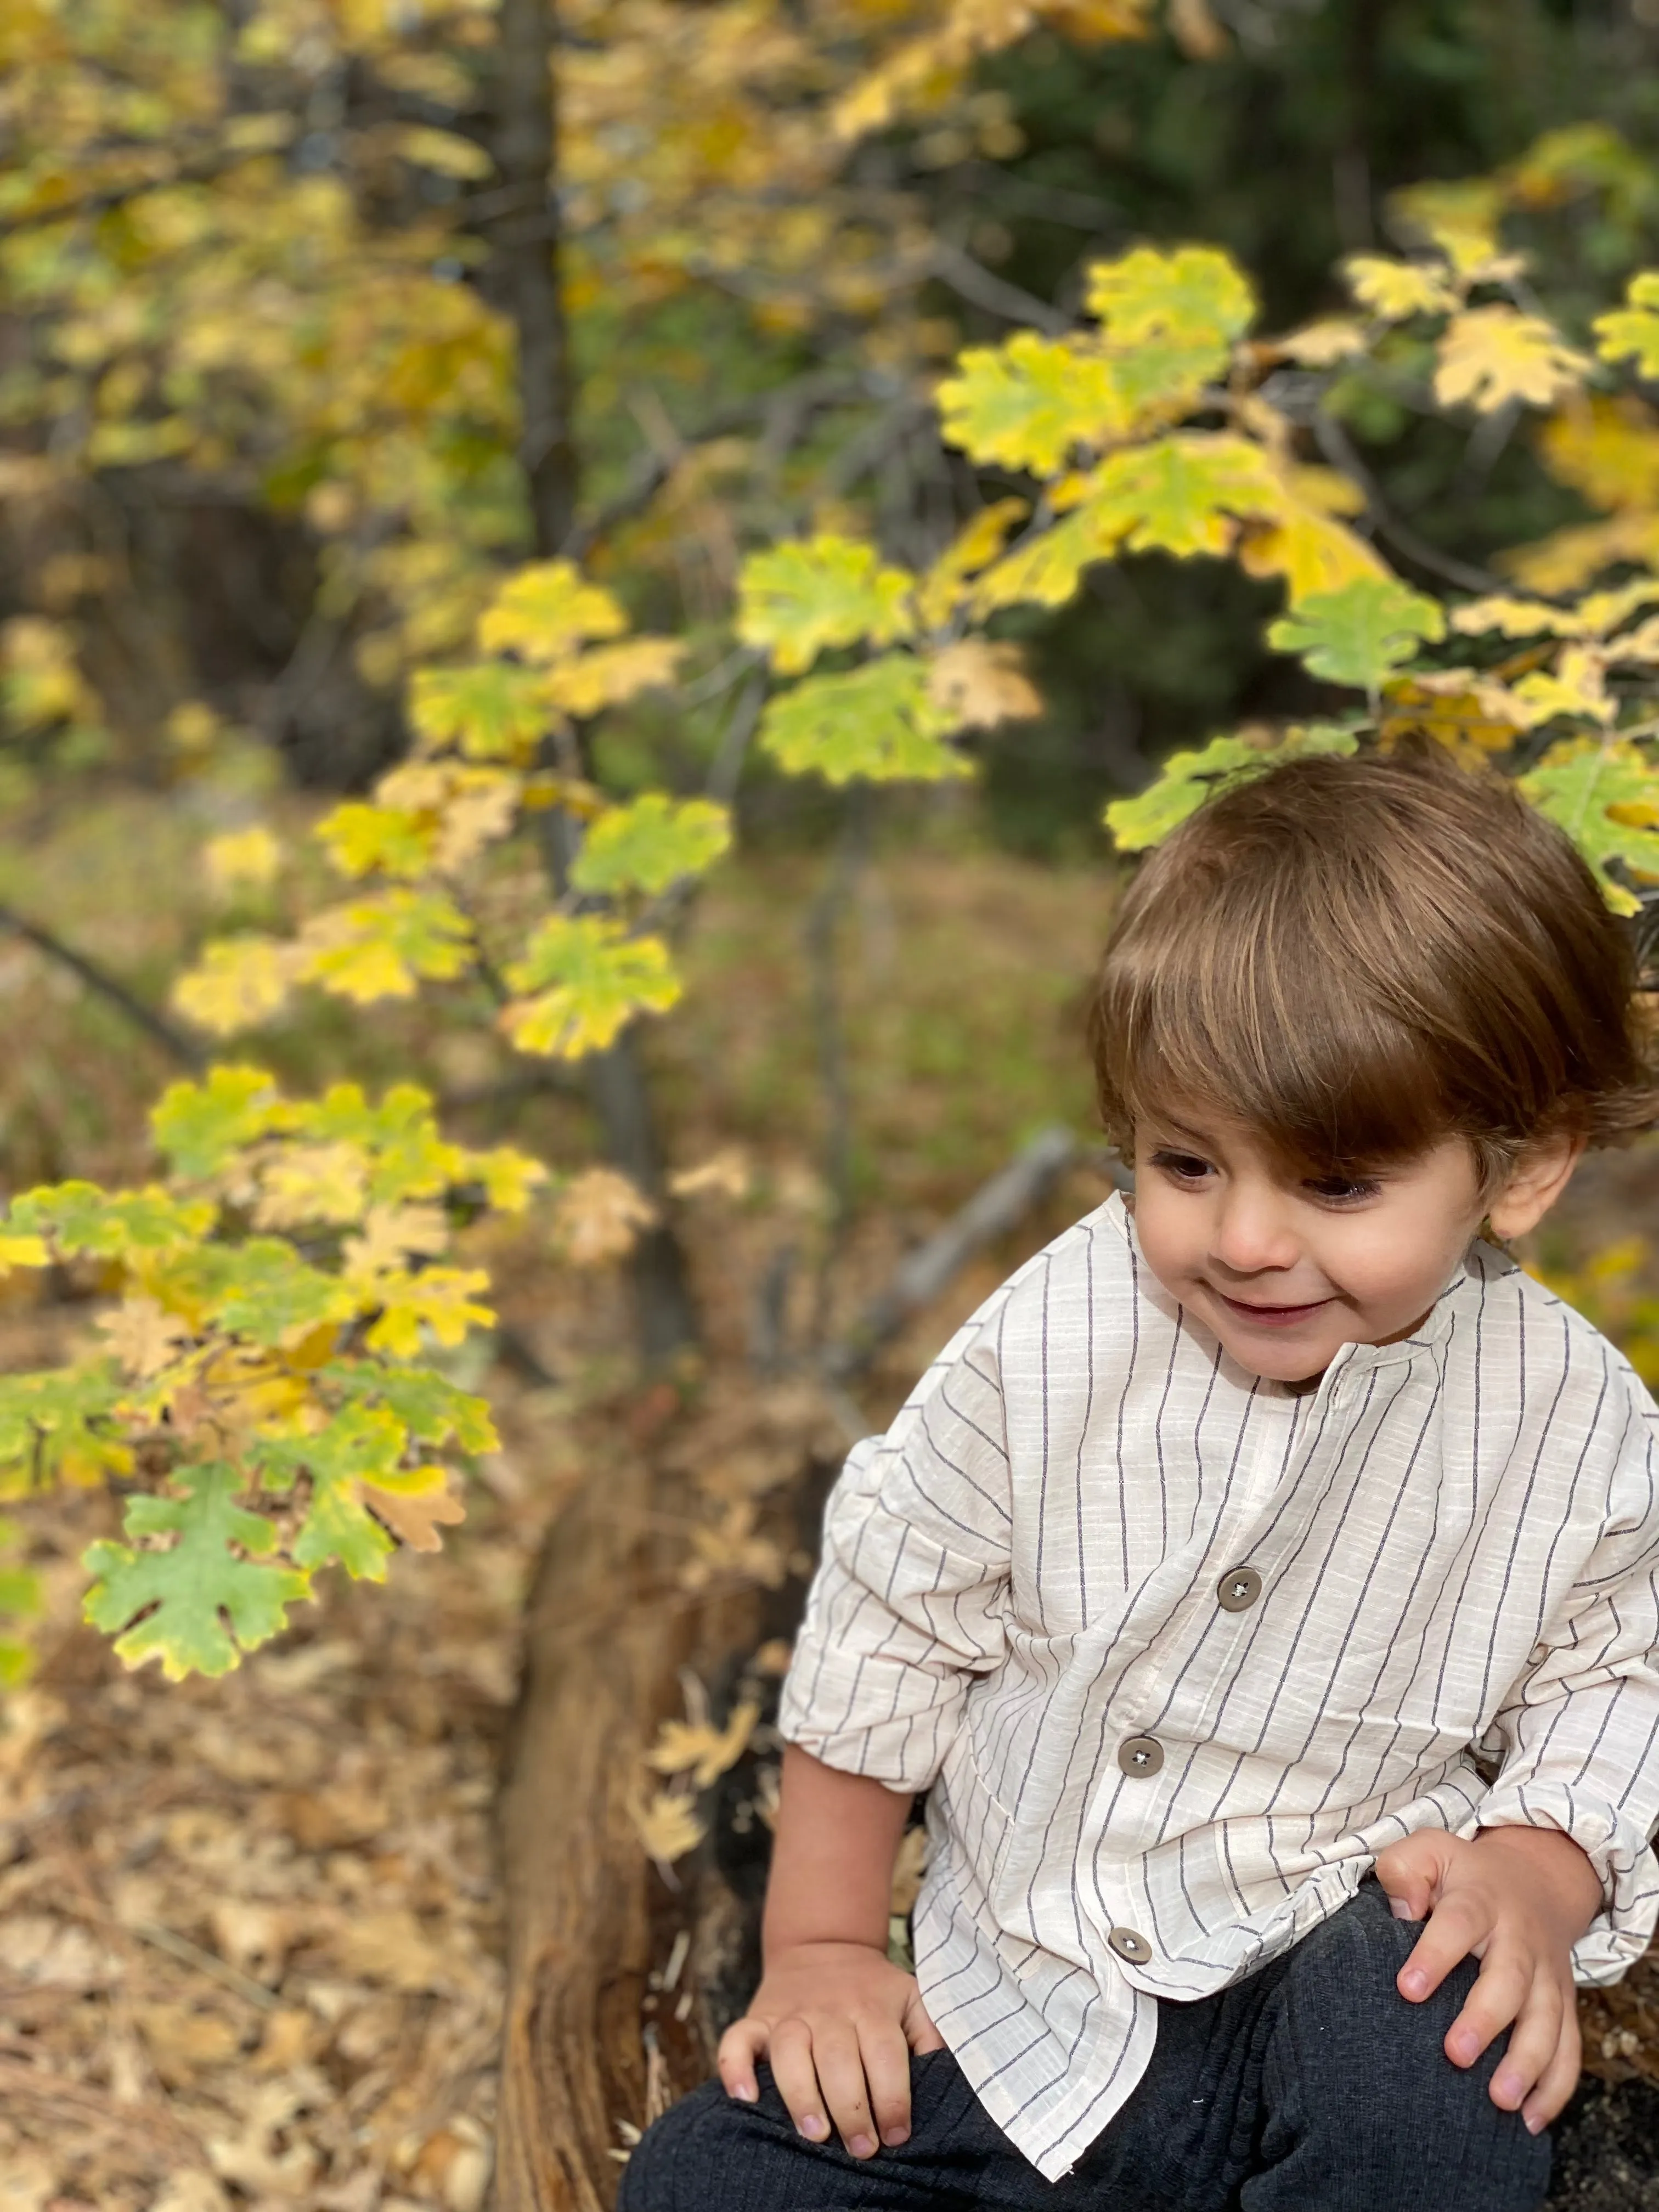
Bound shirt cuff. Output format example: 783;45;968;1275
1466;1781;1659;1985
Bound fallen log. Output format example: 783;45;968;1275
493;1139;1118;2209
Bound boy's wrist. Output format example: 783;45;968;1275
1472;1820;1605;1937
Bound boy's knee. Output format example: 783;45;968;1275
616;2078;755;2212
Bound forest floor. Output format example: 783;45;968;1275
1;811;1657;2207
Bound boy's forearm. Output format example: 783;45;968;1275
763;1742;915;1960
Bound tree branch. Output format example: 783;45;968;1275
0;904;204;1069
929;242;1069;335
1311;412;1508;597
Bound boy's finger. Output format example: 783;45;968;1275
768;2018;832;2144
857;2016;916;2147
1443;1943;1530;2067
810;2019;882;2157
716;2017;768;2103
1487;1974;1563;2110
1521;2006;1582;2135
1397;1891;1492;2003
903;1989;947;2053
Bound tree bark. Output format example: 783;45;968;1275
492;0;577;556
494;1446;810;2210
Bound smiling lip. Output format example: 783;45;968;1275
1215;1291;1334;1329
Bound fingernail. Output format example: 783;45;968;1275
1494;2070;1522;2104
849;2135;874;2158
1401;1968;1426;1998
799;2114;827;2140
1449;2032;1477;2065
731;2083;756;2103
883;2127;910;2147
1389;1897;1414;1920
1526;2112;1545;2136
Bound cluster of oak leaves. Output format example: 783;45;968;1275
2;218;1659;1698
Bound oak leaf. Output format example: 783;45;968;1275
408;661;550;761
1085;244;1255;350
203;826;283;895
1594;271;1659;379
360;1266;493;1359
360;1464;466;1552
251;1140;371;1229
543;636;686;716
631;1787;706;1867
151;1065;280;1181
737;536;915;674
97;1295;191;1380
937;335;1133;476
1342;255;1457;321
645;1698;760;1787
570;793;732;896
759;656;968;785
83;1464;308;1680
342;1203;450;1280
500;917;680;1057
1267;577;1446;689
1434;306;1589;414
554;1167;657;1265
475;559;627;663
915;499;1028;628
926;640;1042;729
295;889;473;1002
172;935;296;1034
1520;738;1659;913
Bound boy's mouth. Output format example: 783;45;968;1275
1215;1291;1333;1329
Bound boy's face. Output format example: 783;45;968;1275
1128;1113;1573;1385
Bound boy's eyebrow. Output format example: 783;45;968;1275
1141;1117;1218;1149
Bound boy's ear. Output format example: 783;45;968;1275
1485;1134;1585;1242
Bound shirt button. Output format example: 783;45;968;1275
1117;1734;1164;1778
1109;1926;1153;1963
1216;1566;1262;1613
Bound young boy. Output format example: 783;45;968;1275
623;749;1659;2210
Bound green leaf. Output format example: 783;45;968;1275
408;661;549;761
295;889;474;1002
500;917;681;1057
151;1065;281;1181
1593;270;1659;379
1087;434;1283;560
286;1081;465;1203
9;1183;216;1258
0;1362;129;1493
1267;577;1447;689
1105;725;1362;853
736;537;915;676
937;335;1133;476
196;1239;356;1346
1520;738;1659;916
570;794;733;897
82;1464;309;1680
324;1360;499;1454
759;656;970;786
1085;244;1257;349
255;1404;407;1581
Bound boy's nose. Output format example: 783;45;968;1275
1209;1187;1302;1276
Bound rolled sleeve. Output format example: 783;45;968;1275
780;1312;1014;1793
1472;1392;1659;1983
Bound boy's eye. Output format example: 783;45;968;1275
1302;1173;1382;1204
1149;1149;1213;1183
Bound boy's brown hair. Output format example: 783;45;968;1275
1089;746;1658;1188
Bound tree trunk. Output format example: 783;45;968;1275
492;0;577;556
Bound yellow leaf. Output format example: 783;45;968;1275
668;1148;751;1201
96;1296;191;1380
1434;307;1590;414
342;1203;451;1281
544;637;686;717
0;1233;49;1273
252;1141;371;1230
915;499;1028;628
360;1466;466;1552
476;560;627;663
630;1786;705;1866
554;1167;657;1265
1450;596;1588;639
1274;318;1368;366
1510;645;1617;728
500;919;680;1058
295;891;474;1003
1536;396;1659;516
172;937;295;1035
360;1266;493;1358
926;639;1043;729
467;1146;549;1213
645;1699;760;1788
1342;256;1457;321
203;827;283;895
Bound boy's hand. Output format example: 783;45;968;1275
717;1938;945;2158
1375;1825;1603;2135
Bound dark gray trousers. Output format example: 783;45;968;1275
618;1883;1551;2210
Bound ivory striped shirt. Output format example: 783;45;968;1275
780;1192;1659;2181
